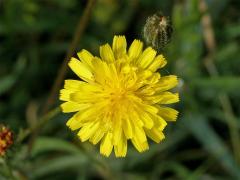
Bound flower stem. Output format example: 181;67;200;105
17;107;61;144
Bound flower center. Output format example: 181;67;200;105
109;88;127;104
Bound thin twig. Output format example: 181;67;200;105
199;0;240;163
42;0;97;114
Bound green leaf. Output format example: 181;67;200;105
0;56;26;95
225;24;240;39
0;75;17;95
185;114;240;179
215;42;239;62
191;77;240;96
31;137;81;157
30;154;88;178
151;161;191;179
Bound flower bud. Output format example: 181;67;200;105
0;125;13;156
143;13;173;52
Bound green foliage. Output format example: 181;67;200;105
0;0;240;179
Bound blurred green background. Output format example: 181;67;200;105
1;0;240;179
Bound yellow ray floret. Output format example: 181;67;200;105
59;35;179;157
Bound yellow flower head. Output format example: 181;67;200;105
60;35;179;157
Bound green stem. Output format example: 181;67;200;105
27;106;61;152
17;107;61;144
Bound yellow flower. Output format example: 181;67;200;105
60;35;179;157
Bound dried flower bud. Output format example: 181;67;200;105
0;125;13;156
143;12;173;52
